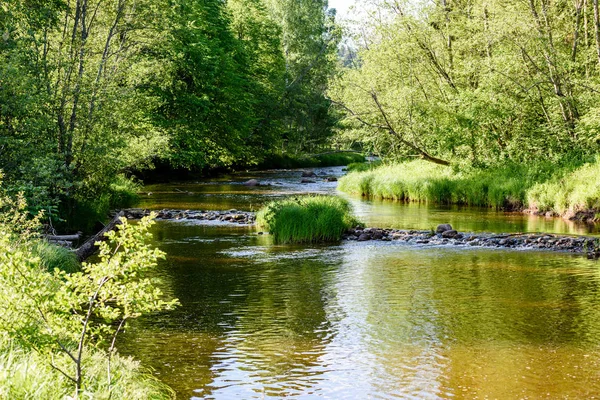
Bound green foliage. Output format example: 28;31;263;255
259;151;364;169
0;343;174;400
256;195;361;243
30;241;80;274
339;159;600;214
0;193;178;397
331;0;600;166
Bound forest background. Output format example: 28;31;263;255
2;0;600;228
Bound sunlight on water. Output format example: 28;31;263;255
119;169;600;398
120;221;600;399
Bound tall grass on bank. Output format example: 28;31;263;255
0;344;174;400
527;158;600;215
256;196;361;244
30;241;80;273
338;159;600;215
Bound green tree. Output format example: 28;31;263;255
330;0;600;166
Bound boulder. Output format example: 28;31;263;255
358;233;371;241
301;170;317;177
326;177;338;182
300;179;316;183
441;229;458;238
372;231;384;240
436;224;453;234
244;179;260;186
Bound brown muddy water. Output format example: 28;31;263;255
120;167;600;399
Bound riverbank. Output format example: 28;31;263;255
122;208;600;257
338;159;600;222
343;225;599;258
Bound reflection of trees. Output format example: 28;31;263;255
204;258;337;398
336;246;600;397
133;220;339;397
123;219;600;398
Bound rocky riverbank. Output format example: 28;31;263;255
122;209;599;258
343;224;600;258
122;208;256;224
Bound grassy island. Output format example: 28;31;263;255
256;196;361;244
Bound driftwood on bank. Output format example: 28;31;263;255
46;233;82;242
74;211;124;262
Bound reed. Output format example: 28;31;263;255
338;158;600;215
256;196;361;244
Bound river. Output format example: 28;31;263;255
120;166;600;399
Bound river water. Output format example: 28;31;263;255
120;167;600;399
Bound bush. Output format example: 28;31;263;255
0;205;178;398
256;196;362;243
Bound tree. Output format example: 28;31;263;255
330;0;600;166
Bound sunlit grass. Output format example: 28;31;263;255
527;157;600;215
256;196;361;243
0;344;174;400
30;241;80;273
339;159;600;215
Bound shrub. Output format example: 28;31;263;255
256;196;361;243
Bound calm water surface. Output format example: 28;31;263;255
121;168;600;399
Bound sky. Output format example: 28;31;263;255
328;0;355;17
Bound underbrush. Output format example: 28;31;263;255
0;343;174;400
259;152;365;169
338;158;600;215
256;196;361;243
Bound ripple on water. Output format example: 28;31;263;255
119;207;600;399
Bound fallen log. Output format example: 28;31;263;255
48;240;74;248
75;211;124;262
45;233;82;242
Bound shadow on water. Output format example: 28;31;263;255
120;220;600;399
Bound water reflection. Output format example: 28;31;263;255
120;222;600;399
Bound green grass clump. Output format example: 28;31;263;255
256;196;361;244
0;344;174;400
339;159;600;214
30;241;80;273
527;157;600;214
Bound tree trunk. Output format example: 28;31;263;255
594;0;600;65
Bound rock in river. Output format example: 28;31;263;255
244;179;260;186
436;224;453;234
